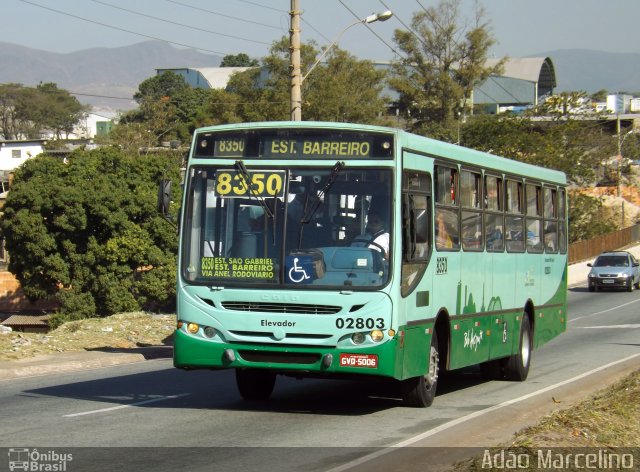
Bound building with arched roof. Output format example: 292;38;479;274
473;57;557;113
156;67;253;89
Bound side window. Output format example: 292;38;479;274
484;174;504;252
558;188;567;253
461;169;482;251
543;187;558;253
526;183;543;253
505;179;524;252
435;165;460;251
436;165;458;206
401;171;431;297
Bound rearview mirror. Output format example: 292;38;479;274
158;180;172;215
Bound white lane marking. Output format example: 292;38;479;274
580;324;640;329
325;353;640;472
570;298;640;322
64;393;190;417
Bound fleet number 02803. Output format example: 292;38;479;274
335;317;384;330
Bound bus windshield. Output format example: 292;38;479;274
182;165;392;288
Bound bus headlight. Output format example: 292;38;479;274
351;332;365;344
203;326;216;338
187;322;200;334
370;330;384;342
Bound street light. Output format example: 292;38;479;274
289;7;393;121
301;10;393;84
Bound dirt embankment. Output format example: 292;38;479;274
0;312;174;361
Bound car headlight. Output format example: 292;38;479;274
588;273;596;278
620;273;629;278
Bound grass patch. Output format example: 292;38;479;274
453;369;640;471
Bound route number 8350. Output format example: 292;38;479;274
215;170;285;198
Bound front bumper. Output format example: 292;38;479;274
173;328;402;379
589;276;631;289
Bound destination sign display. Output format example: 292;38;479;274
195;129;394;160
214;169;285;198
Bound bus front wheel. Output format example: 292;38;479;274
504;315;532;381
235;368;276;401
402;330;439;407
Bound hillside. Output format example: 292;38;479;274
1;41;639;111
0;40;221;110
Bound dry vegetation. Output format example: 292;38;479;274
453;369;640;471
0;312;174;361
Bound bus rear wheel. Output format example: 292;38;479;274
402;330;439;407
504;315;532;381
235;368;276;401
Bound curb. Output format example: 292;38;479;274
0;347;172;380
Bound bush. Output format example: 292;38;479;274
0;147;181;318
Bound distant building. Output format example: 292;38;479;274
473;57;557;114
0;139;46;174
155;67;255;89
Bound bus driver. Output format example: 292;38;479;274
363;211;389;258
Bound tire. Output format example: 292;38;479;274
235;368;276;401
402;329;440;407
504;315;532;381
627;279;634;292
634;276;640;290
588;284;595;292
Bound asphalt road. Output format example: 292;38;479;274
1;286;639;472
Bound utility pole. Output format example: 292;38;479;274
290;0;302;121
617;113;621;197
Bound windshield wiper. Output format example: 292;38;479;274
234;160;274;219
300;161;345;224
295;161;345;250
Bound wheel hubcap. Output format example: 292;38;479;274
521;328;531;367
426;345;439;387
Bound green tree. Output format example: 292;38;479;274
35;83;87;139
389;0;503;138
535;91;592;117
133;71;189;104
0;148;181;319
212;37;389;123
462;114;608;186
220;53;259;67
591;89;608;102
0;83;86;139
0;83;30;139
568;192;618;242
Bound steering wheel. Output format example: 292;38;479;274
350;237;386;255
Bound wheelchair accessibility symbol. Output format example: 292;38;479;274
286;256;313;284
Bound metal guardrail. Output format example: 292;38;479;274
568;224;640;264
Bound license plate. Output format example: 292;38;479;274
602;279;614;284
339;353;378;368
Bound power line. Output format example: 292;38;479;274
18;0;231;56
236;0;286;13
90;0;271;45
163;0;282;31
336;0;404;59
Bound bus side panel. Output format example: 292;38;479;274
534;261;568;348
458;251;491;364
401;325;432;379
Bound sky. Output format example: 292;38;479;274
3;0;640;61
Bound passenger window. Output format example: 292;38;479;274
460;170;481;209
436;166;458;206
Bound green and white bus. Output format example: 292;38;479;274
171;121;567;407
